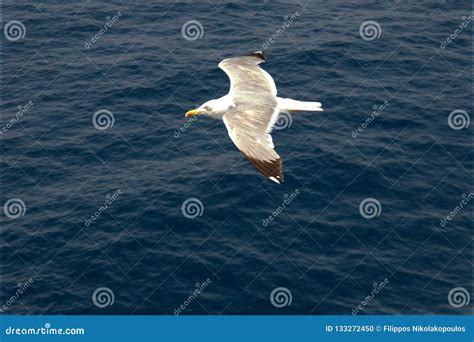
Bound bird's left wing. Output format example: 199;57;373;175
223;106;284;184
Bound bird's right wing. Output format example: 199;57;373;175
218;51;277;99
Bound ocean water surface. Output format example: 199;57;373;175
1;0;472;315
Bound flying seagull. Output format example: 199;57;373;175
185;51;323;184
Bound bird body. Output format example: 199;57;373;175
186;51;323;184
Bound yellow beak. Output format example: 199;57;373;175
185;109;202;118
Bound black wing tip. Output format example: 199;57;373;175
248;51;266;62
244;155;283;184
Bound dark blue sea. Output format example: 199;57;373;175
1;0;472;315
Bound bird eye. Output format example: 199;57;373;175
204;106;210;110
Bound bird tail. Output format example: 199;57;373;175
277;97;323;112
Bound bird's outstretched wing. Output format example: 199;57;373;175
219;52;283;184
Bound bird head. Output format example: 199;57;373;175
185;97;233;118
185;100;214;118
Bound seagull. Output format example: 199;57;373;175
185;51;323;184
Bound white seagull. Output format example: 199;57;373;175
185;51;323;184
